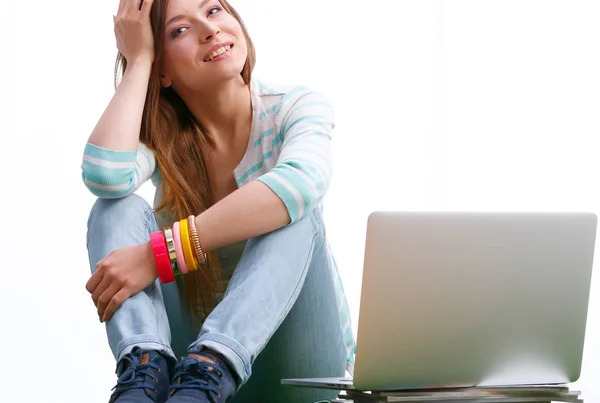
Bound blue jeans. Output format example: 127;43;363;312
86;194;346;402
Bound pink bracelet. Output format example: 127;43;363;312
173;221;189;275
150;231;175;284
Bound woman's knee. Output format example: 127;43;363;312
88;194;153;229
238;208;326;273
293;208;325;235
257;208;325;247
86;194;157;248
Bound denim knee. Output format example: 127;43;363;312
286;208;325;238
88;194;154;229
86;194;158;253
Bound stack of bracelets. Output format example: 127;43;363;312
150;215;207;284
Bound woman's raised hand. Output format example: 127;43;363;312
114;0;156;65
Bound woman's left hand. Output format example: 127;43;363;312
86;241;158;322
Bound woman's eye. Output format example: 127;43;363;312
172;27;188;38
208;6;222;16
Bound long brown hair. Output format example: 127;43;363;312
113;0;256;317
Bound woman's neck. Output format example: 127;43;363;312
180;76;252;148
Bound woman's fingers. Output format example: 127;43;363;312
113;0;156;63
103;288;132;322
140;0;155;16
89;242;159;323
97;281;123;321
117;0;128;15
91;274;112;307
125;0;144;13
86;263;105;294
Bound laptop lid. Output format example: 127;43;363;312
353;211;597;391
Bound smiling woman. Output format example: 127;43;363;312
80;0;355;402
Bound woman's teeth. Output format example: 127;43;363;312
206;45;231;61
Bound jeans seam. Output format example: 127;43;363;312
223;239;251;296
144;207;157;233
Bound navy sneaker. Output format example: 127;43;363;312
109;346;171;403
167;351;236;403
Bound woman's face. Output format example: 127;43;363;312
160;0;248;91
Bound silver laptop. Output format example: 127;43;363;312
283;211;597;392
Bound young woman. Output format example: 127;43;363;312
82;0;355;402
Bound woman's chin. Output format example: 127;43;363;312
205;68;246;86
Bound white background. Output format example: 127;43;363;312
1;0;599;401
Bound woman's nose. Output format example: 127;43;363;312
199;22;221;43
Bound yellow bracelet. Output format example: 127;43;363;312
179;218;198;271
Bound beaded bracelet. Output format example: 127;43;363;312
188;215;207;265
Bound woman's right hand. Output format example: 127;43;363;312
114;0;156;65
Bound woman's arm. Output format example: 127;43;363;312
195;181;290;251
82;64;156;198
82;2;157;198
195;88;335;251
88;0;155;150
87;60;152;151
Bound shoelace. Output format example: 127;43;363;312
169;357;223;403
112;347;161;396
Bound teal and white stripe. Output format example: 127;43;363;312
81;142;155;198
251;87;335;224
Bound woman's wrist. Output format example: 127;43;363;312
123;56;153;78
144;240;159;279
149;215;210;284
150;232;175;284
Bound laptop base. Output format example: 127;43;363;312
281;378;583;402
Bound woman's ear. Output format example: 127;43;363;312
160;72;173;88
